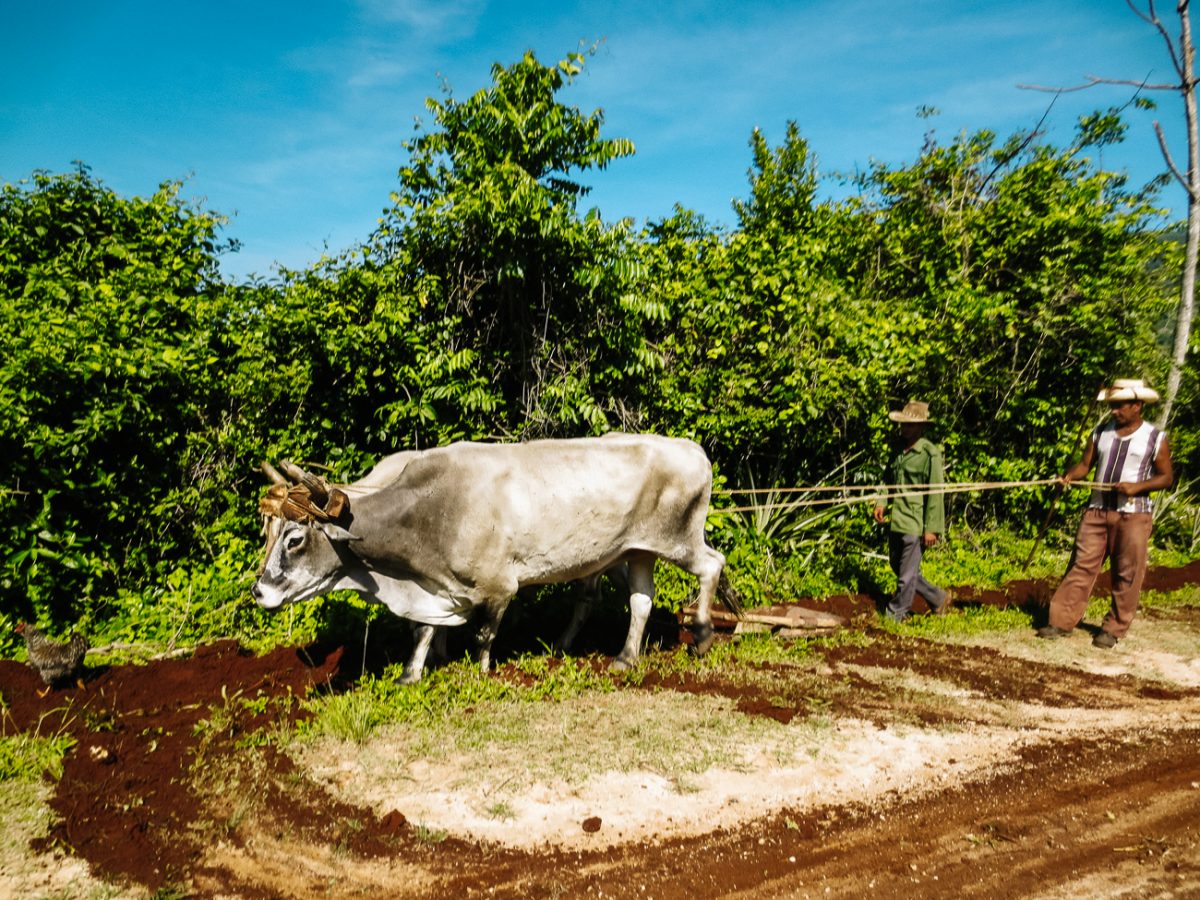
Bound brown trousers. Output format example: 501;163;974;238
1048;508;1153;638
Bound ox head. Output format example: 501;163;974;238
251;461;360;611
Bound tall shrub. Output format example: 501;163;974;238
0;166;233;623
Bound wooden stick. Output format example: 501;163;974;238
684;607;845;629
1021;481;1065;573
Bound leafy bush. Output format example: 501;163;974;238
0;165;237;625
0;50;1193;653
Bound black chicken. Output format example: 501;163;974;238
15;622;89;696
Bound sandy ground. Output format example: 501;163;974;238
299;629;1200;854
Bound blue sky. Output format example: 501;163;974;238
1;1;1186;281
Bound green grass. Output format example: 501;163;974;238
302;632;864;746
303;686;790;795
300;651;621;745
0;731;76;783
1135;584;1200;610
895;604;1035;638
484;801;517;821
875;576;1200;644
304;688;387;745
0;698;78;783
295;631;860;792
1079;583;1200;621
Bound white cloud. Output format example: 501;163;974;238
353;0;487;37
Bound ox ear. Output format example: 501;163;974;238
317;521;361;543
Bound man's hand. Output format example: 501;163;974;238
1115;481;1141;496
922;532;938;548
873;506;886;525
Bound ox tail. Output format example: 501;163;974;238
716;570;744;617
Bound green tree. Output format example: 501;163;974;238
0;165;234;623
644;114;1175;525
849;115;1176;509
367;49;655;439
643;124;884;482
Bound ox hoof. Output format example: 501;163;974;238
690;622;715;657
398;669;422;685
609;657;634;672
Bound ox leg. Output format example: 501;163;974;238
400;623;437;684
431;624;448;663
553;573;602;654
612;556;655;671
688;546;726;656
476;600;509;673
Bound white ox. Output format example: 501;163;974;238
252;434;726;682
264;448;617;670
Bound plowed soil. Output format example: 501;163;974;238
3;560;1200;899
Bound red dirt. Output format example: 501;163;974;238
813;558;1200;622
3;563;1200;897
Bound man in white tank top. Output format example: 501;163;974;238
1037;379;1173;648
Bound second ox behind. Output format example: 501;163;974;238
251;433;727;682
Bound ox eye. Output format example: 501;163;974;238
285;533;305;552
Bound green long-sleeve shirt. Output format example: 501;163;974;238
878;437;946;536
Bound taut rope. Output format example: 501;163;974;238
714;479;1116;514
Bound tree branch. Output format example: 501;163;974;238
1125;0;1157;26
977;97;1059;196
1127;0;1186;77
1017;74;1175;93
1155;118;1198;196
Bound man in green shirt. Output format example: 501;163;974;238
873;400;951;622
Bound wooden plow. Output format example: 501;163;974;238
679;603;845;643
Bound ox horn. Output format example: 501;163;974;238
258;460;351;525
260;461;288;485
279;460;331;506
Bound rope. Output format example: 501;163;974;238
715;478;1115;515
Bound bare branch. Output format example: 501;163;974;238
976;96;1059;196
1125;0;1156;26
1154;119;1197;196
1018;74;1175;93
1127;0;1186;76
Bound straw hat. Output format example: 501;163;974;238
1096;379;1160;404
887;400;933;423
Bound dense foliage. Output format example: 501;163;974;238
0;51;1195;651
0;168;236;621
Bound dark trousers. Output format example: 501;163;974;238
887;532;945;619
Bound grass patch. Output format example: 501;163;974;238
414;824;449;844
293;637;862;795
867;523;1195;603
301;651;618;744
302;689;385;746
1138;584;1200;610
0;778;117;899
0;698;78;783
304;688;789;796
0;730;76;783
1080;583;1200;621
644;629;869;680
0;700;124;899
300;628;872;752
484;801;517;821
897;604;1035;638
923;526;1068;590
0;778;54;860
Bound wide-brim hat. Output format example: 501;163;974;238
1097;379;1160;404
887;400;932;423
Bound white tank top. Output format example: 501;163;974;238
1088;421;1164;513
